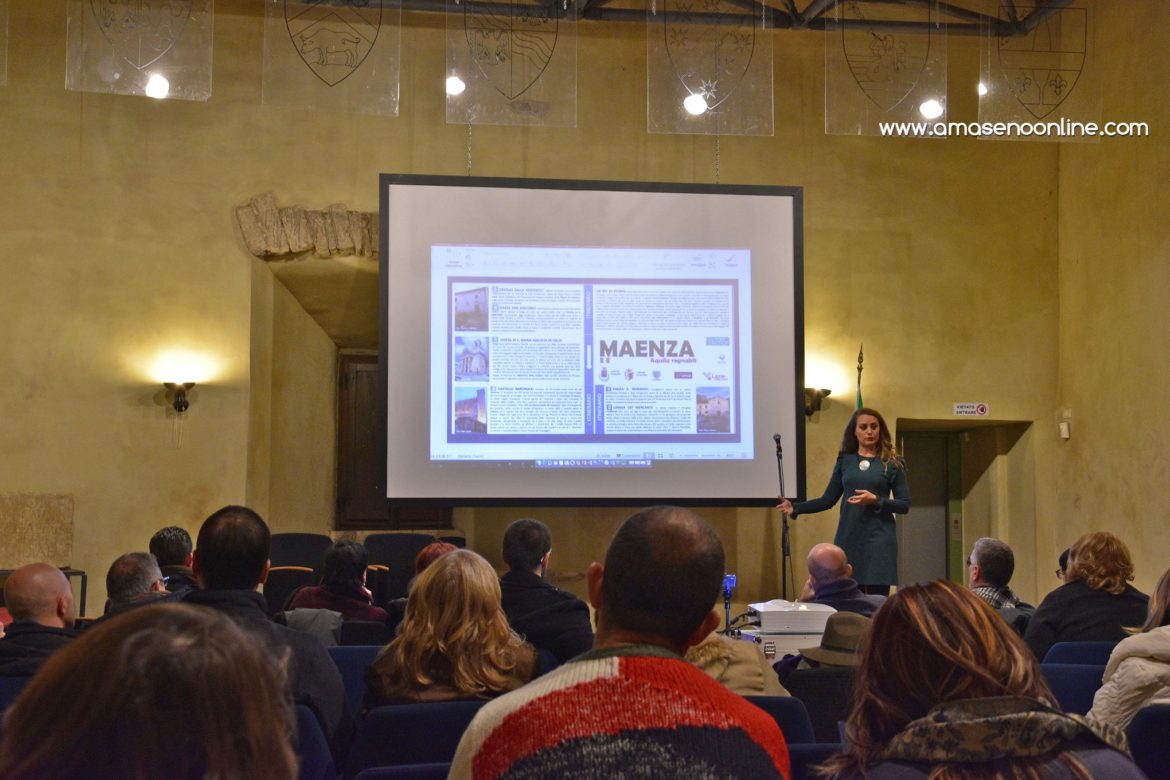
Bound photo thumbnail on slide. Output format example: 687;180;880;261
431;245;755;467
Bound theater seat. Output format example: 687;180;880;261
744;695;816;744
354;765;451;780
1039;663;1105;715
272;533;334;571
327;644;383;717
789;742;840;780
296;704;339;780
1042;641;1119;665
1127;703;1170;780
343;701;485;780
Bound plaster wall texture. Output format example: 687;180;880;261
11;2;1157;610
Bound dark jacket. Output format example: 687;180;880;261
160;564;198;594
0;621;77;676
811;577;885;617
182;589;353;762
287;584;390;624
500;570;594;663
1024;579;1149;661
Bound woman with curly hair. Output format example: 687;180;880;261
778;407;910;596
364;548;537;706
1024;531;1149;661
820;580;1142;779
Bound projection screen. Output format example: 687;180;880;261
380;174;804;506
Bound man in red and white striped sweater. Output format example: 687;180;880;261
451;506;790;779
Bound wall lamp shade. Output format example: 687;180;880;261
164;382;195;413
804;387;831;417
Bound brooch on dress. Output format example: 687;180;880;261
859;459;871;471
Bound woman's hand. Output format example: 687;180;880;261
776;497;794;517
847;489;878;506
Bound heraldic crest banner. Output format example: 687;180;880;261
263;0;401;116
646;0;774;136
446;0;577;128
979;2;1100;141
66;0;213;100
825;0;948;136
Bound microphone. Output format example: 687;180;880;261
772;433;782;454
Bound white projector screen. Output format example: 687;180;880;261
380;175;804;506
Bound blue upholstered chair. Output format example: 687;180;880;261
789;742;841;780
296;704;339;780
271;533;334;571
1127;703;1170;780
327;644;383;718
1039;663;1105;715
744;695;817;744
353;765;451;780
0;674;33;742
1042;641;1119;665
343;701;485;780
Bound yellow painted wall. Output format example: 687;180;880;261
1054;4;1170;593
9;3;1164;612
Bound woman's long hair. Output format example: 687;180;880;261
1067;531;1134;596
0;604;297;780
839;407;900;467
1129;565;1170;634
371;548;528;698
819;580;1092;780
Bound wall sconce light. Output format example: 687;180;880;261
164;382;195;413
804;387;831;417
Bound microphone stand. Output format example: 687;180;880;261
775;435;793;600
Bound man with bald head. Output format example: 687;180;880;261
0;562;77;675
452;506;790;779
798;542;885;617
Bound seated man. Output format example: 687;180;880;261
967;537;1028;609
287;539;390;623
104;552;173;616
183;505;352;762
499;518;593;662
149;526;198;593
797;543;885;617
0;563;77;675
452;506;789;779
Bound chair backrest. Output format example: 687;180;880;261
343;701;485;779
264;566;317;615
788;743;841;780
353;765;451;780
744;695;816;744
272;533;334;570
0;675;33;741
362;534;437;601
437;536;467;549
296;703;339;780
327;644;384;718
1039;663;1105;715
1042;641;1119;665
782;666;857;743
1127;703;1170;780
341;620;392;647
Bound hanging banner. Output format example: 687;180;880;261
825;0;947;136
263;0;401;117
979;2;1100;142
66;0;213;101
646;0;774;136
445;0;577;127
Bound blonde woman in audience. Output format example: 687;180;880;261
0;603;297;780
1024;531;1149;660
365;549;537;707
1089;565;1170;730
820;580;1141;779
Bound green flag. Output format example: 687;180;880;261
856;344;864;410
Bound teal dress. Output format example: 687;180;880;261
792;452;910;587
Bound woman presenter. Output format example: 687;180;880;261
778;408;910;596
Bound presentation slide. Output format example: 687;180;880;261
381;176;803;505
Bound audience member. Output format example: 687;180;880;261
184;505;351;762
774;610;868;683
1024;531;1149;660
499;517;594;663
1057;547;1071;582
797;542;884;617
416;541;457;573
1089;565;1170;730
450;506;790;779
967;537;1027;608
685;631;788;696
820;580;1142;779
366;549;537;707
0;563;77;676
104;552;172;616
783;612;868;743
0;603;297;779
149;525;198;593
287;540;390;623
